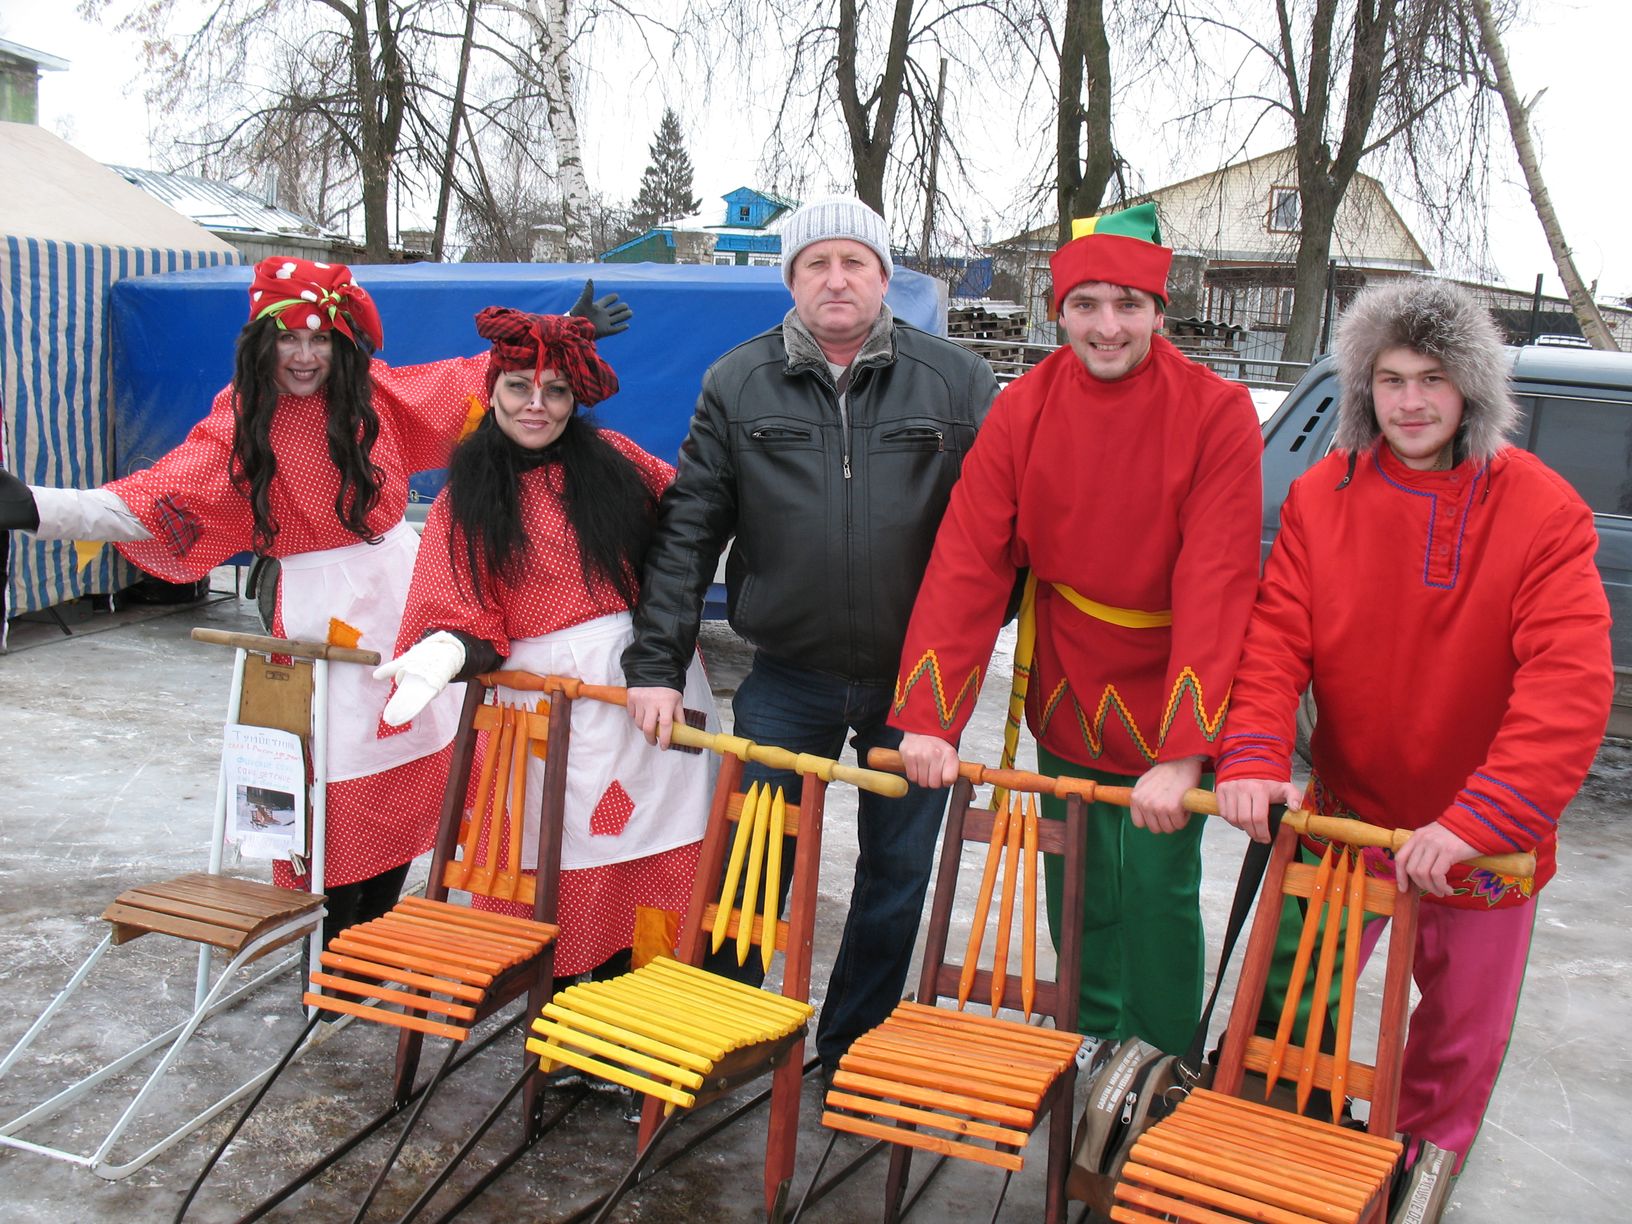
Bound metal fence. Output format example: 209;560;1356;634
954;337;1311;391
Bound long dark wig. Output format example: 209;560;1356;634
445;409;657;609
228;317;385;554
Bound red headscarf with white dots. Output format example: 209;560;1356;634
247;257;385;351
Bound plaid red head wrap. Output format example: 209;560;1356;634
474;307;618;407
248;257;384;351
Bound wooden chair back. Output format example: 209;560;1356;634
678;755;825;1007
1212;822;1419;1139
919;777;1086;1033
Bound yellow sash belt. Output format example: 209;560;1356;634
995;573;1172;805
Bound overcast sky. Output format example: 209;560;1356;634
6;1;1626;300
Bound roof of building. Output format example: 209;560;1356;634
109;164;347;244
0;40;68;71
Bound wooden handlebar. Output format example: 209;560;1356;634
190;627;381;667
864;748;1536;880
474;673;910;798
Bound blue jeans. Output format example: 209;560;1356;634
715;652;949;1069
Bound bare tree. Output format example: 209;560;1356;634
1055;0;1117;246
1470;0;1616;349
1172;0;1493;365
83;0;454;260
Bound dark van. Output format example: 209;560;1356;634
1260;343;1632;737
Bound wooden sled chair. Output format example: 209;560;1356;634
175;670;563;1223
1109;811;1535;1224
800;754;1090;1224
413;676;908;1224
0;631;364;1181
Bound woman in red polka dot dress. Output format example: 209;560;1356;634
0;259;626;945
376;306;715;979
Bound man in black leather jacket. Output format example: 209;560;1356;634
623;196;998;1078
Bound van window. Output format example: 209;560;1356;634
1525;395;1632;515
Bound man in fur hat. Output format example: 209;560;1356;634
1215;278;1612;1169
890;203;1264;1059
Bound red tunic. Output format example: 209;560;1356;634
890;336;1263;774
398;432;705;976
1216;442;1612;907
104;356;488;888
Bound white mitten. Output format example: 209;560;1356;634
374;631;467;726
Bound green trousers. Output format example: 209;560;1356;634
1038;746;1207;1056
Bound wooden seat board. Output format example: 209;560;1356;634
547;992;733;1062
576;977;775;1046
1114;1180;1328;1224
371;911;529;955
1152;1112;1393;1183
527;1018;709;1089
1117;1159;1360;1224
839;1044;1058;1099
837;1052;1047;1110
326;933;498;985
392;895;557;941
890;1000;1084;1055
821;1112;1026;1172
332;926;505;979
385;907;558;953
1154;1116;1397;1181
317;952;487;1002
118;874;322;921
855;1031;1070;1077
825;1090;1032;1146
1131;1129;1374;1207
537;1003;716;1072
308;972;480;1021
830;1069;1037;1127
303;992;469;1041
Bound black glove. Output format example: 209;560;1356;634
0;468;39;531
569;278;632;339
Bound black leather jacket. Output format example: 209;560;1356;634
623;306;998;687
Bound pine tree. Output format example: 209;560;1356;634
630;108;701;229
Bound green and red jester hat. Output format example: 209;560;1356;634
1049;201;1173;311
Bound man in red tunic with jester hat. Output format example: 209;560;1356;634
891;203;1263;1057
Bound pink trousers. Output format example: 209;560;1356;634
1358;897;1536;1170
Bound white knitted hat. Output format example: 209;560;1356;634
779;196;893;286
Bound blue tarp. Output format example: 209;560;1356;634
108;261;947;508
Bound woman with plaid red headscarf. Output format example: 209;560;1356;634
376;306;715;994
0;259;629;945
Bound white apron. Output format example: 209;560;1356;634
501;612;716;871
276;521;462;782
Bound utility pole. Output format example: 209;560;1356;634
919;59;948;267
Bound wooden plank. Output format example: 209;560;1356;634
824;1090;1030;1146
829;1069;1035;1127
100;902;252;950
821;1112;1024;1172
302;992;468;1041
308;973;479;1021
319;952;486;1002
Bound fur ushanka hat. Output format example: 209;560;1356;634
1332;278;1518;463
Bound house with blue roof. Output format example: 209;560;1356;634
600;187;798;265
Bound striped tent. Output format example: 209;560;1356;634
0;122;237;636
